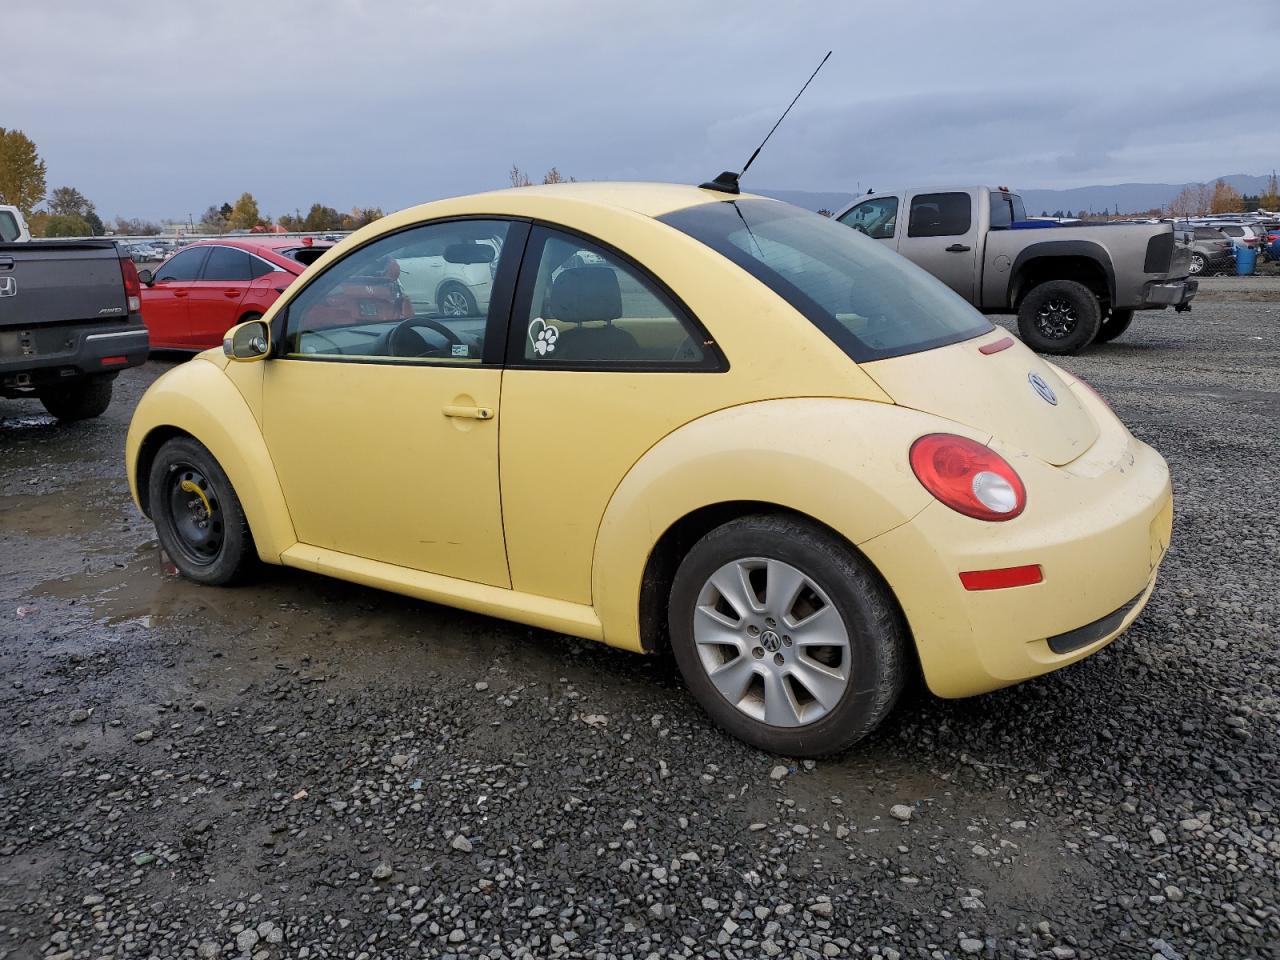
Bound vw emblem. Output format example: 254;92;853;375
1028;371;1057;406
760;630;782;652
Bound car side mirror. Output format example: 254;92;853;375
223;319;271;362
137;268;154;285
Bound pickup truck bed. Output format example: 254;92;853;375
1;240;149;419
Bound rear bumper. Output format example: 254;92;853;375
0;322;149;390
1141;278;1197;309
861;397;1173;699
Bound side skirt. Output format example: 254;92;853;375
280;544;604;642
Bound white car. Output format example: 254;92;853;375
0;205;31;243
394;234;502;317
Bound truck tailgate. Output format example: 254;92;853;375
0;240;128;329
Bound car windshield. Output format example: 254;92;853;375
659;199;992;362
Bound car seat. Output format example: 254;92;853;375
547;266;639;361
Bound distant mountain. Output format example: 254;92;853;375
758;175;1273;216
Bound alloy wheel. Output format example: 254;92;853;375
439;289;471;316
692;557;851;727
1036;297;1078;340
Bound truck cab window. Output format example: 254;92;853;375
908;193;972;238
838;197;898;240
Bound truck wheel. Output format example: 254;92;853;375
1188;252;1206;275
38;375;114;422
667;514;908;757
1094;308;1134;344
148;436;257;586
1017;280;1101;355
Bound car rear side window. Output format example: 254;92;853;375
508;227;715;369
203;246;253;281
907;192;972;237
659;199;992;363
154;247;208;282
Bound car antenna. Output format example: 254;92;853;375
700;50;832;195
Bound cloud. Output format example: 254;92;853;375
3;0;1276;219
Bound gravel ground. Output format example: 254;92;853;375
1;292;1278;960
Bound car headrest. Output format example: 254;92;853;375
549;266;621;324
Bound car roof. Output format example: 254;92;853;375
404;182;751;221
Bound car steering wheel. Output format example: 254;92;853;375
388;317;465;358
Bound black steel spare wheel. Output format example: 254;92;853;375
148;436;256;585
166;464;223;565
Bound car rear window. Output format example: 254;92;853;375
659;199;992;362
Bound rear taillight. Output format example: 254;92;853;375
909;434;1026;522
120;256;141;315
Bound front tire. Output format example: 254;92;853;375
39;375;114;421
1016;279;1102;355
148;437;256;585
1188;252;1205;275
1093;308;1134;344
668;515;908;757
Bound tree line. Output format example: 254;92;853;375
0;127;385;237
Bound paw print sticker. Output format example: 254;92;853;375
529;318;559;356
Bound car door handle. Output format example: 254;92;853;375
945;244;971;252
442;404;494;420
223;290;240;298
0;257;13;270
174;290;189;298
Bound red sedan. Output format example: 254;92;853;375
139;238;331;350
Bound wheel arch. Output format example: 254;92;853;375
634;500;913;659
125;358;296;563
590;398;954;655
1010;242;1116;307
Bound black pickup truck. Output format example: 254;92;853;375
0;240;150;420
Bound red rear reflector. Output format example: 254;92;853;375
959;564;1043;591
100;356;128;366
979;336;1014;355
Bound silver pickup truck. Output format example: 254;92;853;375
833;186;1196;354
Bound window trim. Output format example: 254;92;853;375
270;216;530;369
503;221;727;373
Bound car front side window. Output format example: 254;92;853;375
154;247;209;282
281;220;512;364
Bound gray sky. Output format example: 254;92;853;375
7;0;1279;221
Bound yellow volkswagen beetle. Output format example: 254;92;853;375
125;183;1172;756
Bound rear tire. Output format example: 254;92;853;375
1017;279;1102;355
667;514;908;757
436;283;476;317
1093;308;1134;344
39;375;114;421
147;436;256;586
